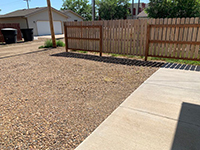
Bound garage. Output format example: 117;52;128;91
36;21;62;35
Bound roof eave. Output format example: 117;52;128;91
63;10;84;20
0;16;27;19
26;7;69;19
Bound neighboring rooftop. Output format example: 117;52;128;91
137;10;148;18
60;9;84;20
0;7;46;18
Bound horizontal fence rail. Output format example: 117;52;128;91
64;23;103;56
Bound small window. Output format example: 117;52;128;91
74;20;77;22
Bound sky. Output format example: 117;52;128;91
0;0;149;15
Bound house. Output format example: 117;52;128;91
127;3;148;19
61;10;84;22
0;7;84;36
137;10;148;19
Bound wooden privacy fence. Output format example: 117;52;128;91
65;18;200;61
64;24;103;56
64;19;147;56
146;18;200;61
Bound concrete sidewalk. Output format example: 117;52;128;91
76;68;200;150
35;34;64;39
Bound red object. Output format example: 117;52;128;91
139;7;142;13
133;8;136;15
0;23;22;42
142;3;145;8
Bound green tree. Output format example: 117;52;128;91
97;0;130;20
174;0;200;17
61;0;92;20
146;0;200;18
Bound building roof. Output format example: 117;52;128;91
61;9;84;20
0;7;46;18
0;7;69;19
137;10;148;18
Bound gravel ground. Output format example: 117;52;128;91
0;47;164;149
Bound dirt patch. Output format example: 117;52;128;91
0;47;163;149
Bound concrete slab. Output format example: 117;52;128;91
76;68;200;150
35;34;64;39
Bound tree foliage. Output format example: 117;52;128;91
96;0;130;20
146;0;200;18
61;0;92;20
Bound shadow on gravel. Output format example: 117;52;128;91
0;41;25;45
51;52;165;68
51;52;200;71
0;48;52;60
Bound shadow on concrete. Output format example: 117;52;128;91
50;52;165;68
171;102;200;150
162;63;200;72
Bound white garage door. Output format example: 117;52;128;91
37;21;62;35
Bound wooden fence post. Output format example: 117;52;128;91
99;25;103;56
64;23;68;53
145;24;150;61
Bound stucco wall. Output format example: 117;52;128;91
0;17;27;28
65;12;83;21
27;9;68;35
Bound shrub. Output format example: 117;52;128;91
45;39;53;47
39;39;65;49
56;40;65;47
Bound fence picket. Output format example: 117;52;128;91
157;18;163;56
129;20;133;55
182;18;189;58
165;18;172;56
143;19;147;56
185;18;193;58
190;18;197;58
153;19;159;55
194;18;200;59
139;20;144;56
161;18;168;56
132;20;137;55
149;19;155;55
177;18;185;57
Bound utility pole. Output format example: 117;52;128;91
132;0;134;19
137;0;140;15
24;0;30;9
46;0;56;48
92;0;95;21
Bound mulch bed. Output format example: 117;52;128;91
0;47;163;149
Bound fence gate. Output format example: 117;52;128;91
64;23;103;56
